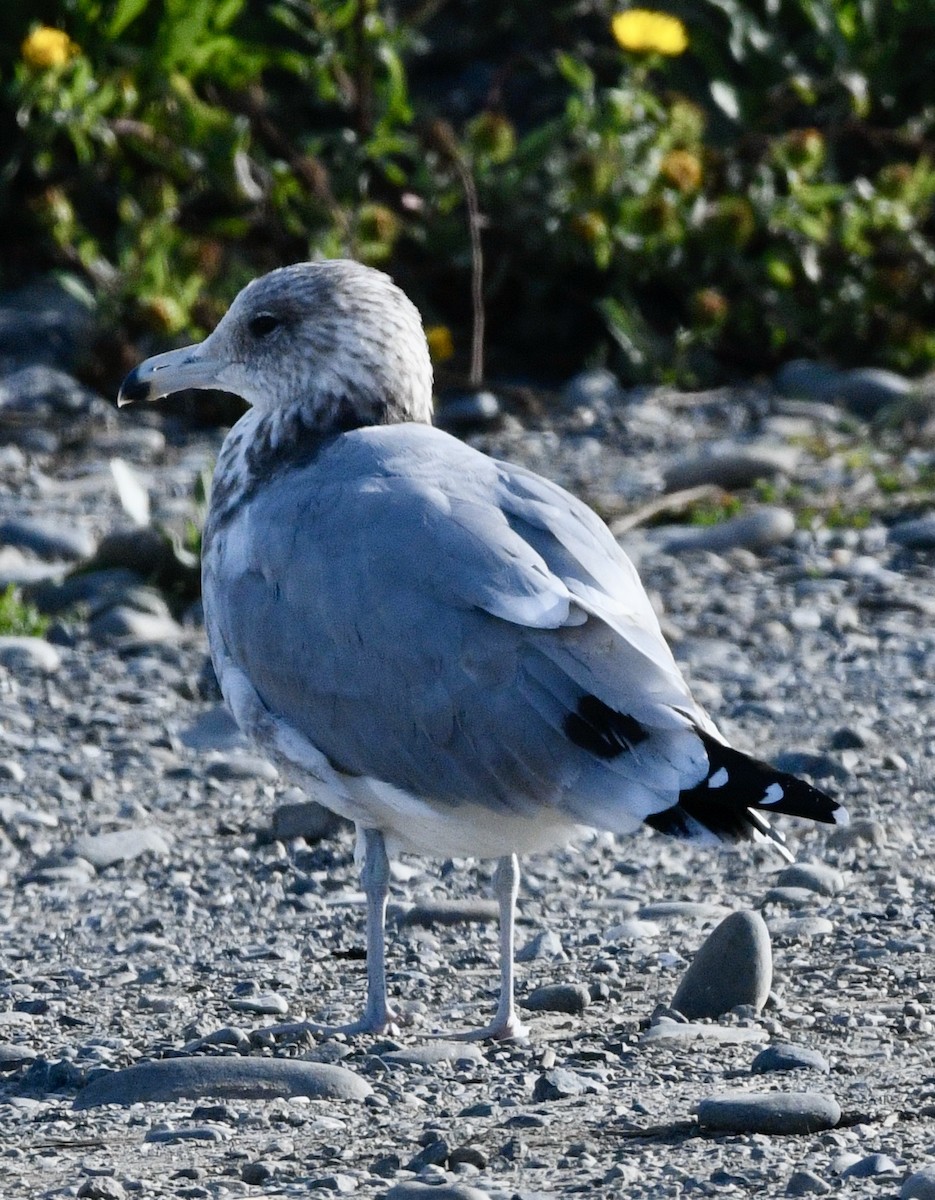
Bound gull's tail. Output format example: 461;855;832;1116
644;729;848;862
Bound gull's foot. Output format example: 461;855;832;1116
442;1012;530;1042
252;1007;408;1043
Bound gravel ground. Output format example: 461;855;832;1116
0;370;933;1199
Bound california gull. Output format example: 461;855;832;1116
119;260;847;1039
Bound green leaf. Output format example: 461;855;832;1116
108;0;154;38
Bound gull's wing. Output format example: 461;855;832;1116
203;423;714;828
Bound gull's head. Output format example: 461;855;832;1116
118;260;434;428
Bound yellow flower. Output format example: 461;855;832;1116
425;325;454;364
21;26;79;69
660;148;703;192
611;9;688;56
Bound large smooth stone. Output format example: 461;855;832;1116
697;1090;841;1134
671;911;772;1019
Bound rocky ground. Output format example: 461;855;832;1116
0;294;934;1199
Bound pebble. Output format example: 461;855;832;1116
696;1090;841;1135
229;992;288;1016
521;983;590;1015
385;1184;492;1200
561;368;625;411
653;507;796;554
827;818;886;849
30;567;141;615
381;1042;484;1067
766;916;834;941
785;1169;832;1195
638;901;731;922
663;444;800;490
89;606;183;646
640;1021;766;1046
205;753;278;783
0;516;95;561
775;360;912;417
77;1178;127;1200
772;750;848;783
0;636;61;673
73;1055;371;1107
0;1043;39;1070
751;1043;830;1075
888;515;935;550
515;929;565;962
271;797;345;843
144;1126;226;1144
762;886;820;909
398;900;499;928
532;1067;598;1102
178;705;246;752
902;1165;935;1200
435;390;501;430
70;827;170;870
776;862;845;896
670;911;772;1019
109;456;151;526
840;1153;900;1179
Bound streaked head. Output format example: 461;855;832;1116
118;260;434;428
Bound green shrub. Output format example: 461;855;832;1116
2;0;935;385
0;584;49;637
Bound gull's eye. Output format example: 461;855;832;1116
247;312;281;339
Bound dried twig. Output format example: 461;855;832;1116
610;485;726;536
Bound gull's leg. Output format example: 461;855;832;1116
253;825;403;1041
356;825;403;1032
451;853;530;1041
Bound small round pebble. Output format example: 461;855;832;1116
776;862;845;896
697;1091;841;1135
786;1169;831;1195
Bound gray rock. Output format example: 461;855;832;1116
786;1169;831;1195
902;1165;935;1200
144;1127;226;1143
0;636;61;674
639;901;731;922
762;887;819;909
515;929;565;962
382;1042;484;1067
827;818;886;849
663;444;800;491
0;1042;39;1070
229;992;288;1016
0;275;96;371
77;1177;127;1200
766;916;834;941
89;606;183;646
90;529;179;578
178;706;246;753
307;1173;357;1193
888;515;935;550
436;390;501;430
670;911;772;1019
841;1154;900;1179
532;1067;598;1102
71;827;170;870
74;1055;371;1108
30;567;141;615
205;754;278;783
776;862;845;896
751;1044;830;1075
386;1183;492;1200
640;1021;766;1047
398;900;499;928
0;365;100;420
772;750;848;783
521;983;590;1015
271;796;345;842
697;1090;841;1134
0;517;94;561
775;359;841;402
836;367;913;418
562;368;625;411
655;507;796;554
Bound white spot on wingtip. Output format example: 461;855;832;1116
707;767;729;788
760;782;785;806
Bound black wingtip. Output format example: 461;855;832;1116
645;729;848;848
117;366;150;407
